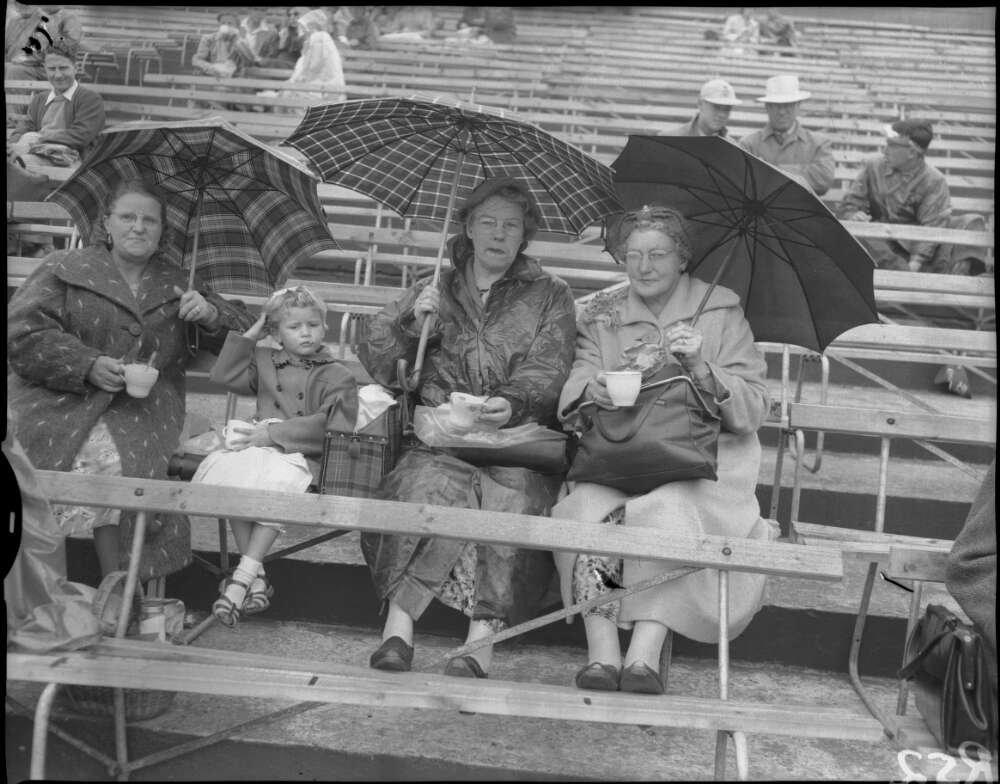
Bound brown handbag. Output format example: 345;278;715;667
566;367;721;495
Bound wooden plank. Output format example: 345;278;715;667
887;546;951;583
793;522;954;561
32;471;842;580
830;324;996;355
787;404;995;444
5;645;882;740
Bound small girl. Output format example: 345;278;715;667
193;285;358;627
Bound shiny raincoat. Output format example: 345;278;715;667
357;249;577;624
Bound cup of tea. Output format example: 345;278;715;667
223;419;253;449
123;363;159;398
603;370;642;407
448;392;487;429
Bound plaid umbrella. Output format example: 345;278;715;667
48;118;338;297
284;95;622;382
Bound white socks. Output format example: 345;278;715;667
225;556;263;606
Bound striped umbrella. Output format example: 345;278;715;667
48;118;338;297
284;95;622;384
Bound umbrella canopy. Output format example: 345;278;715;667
284;95;622;385
48;118;338;297
610;135;878;352
283;96;622;237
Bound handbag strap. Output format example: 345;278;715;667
578;375;718;443
949;629;990;731
898;626;954;680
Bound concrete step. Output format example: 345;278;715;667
5;618;912;781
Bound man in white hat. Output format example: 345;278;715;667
738;74;834;195
666;78;741;139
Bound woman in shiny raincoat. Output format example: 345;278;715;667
357;177;577;678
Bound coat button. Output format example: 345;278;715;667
297;392;304;400
276;384;283;392
128;324;142;336
296;410;303;416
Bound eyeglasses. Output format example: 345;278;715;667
110;211;161;229
623;249;676;265
473;216;524;235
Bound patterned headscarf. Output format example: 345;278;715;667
604;204;692;267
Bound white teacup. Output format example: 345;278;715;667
603;370;642;407
223;419;253;449
448;392;487;429
123;363;159;398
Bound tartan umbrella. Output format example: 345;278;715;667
283;95;622;384
610;135;878;352
48;118;338;297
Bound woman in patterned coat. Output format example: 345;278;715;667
357;177;577;679
7;176;253;581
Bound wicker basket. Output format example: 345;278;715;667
62;684;176;721
61;571;179;721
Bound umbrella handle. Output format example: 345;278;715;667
407;143;466;389
690;240;739;327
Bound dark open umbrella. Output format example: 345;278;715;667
49;118;338;297
284;95;622;385
610;135;878;352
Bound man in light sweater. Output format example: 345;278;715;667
8;42;105;172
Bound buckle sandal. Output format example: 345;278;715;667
217;576;273;615
242;577;274;615
212;576;252;629
574;662;620;691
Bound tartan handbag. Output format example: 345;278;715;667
318;391;414;498
898;603;997;757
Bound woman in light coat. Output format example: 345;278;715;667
555;205;774;694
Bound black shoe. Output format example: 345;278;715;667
574;662;620;691
370;636;413;672
443;655;488;679
619;662;664;695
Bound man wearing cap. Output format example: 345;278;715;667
838;119;988;277
667;79;741;138
739;74;834;196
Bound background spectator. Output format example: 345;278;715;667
282;8;346;104
240;9;278;62
721;7;759;56
759;7;797;52
8;43;105;176
838;119;988;277
739;74;834;195
666;78;741;138
482;7;516;44
191;11;258;79
5;2;82;81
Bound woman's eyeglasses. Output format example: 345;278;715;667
473;216;524;235
110;212;161;229
623;249;676;265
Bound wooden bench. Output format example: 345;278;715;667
7;470;881;781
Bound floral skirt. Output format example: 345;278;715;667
572;506;626;623
438;542;508;634
52;419;122;536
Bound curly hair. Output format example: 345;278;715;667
262;285;327;336
449;177;542;263
604;205;693;268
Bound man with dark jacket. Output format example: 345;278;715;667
666;79;741;139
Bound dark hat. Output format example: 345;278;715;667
890;119;933;150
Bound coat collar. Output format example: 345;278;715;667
271;344;339;369
49;245;186;317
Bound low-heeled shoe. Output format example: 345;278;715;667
574;662;620;691
370;636;413;672
443;655;489;679
618;662;664;695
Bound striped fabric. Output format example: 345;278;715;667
284;97;622;237
48;118;338;297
